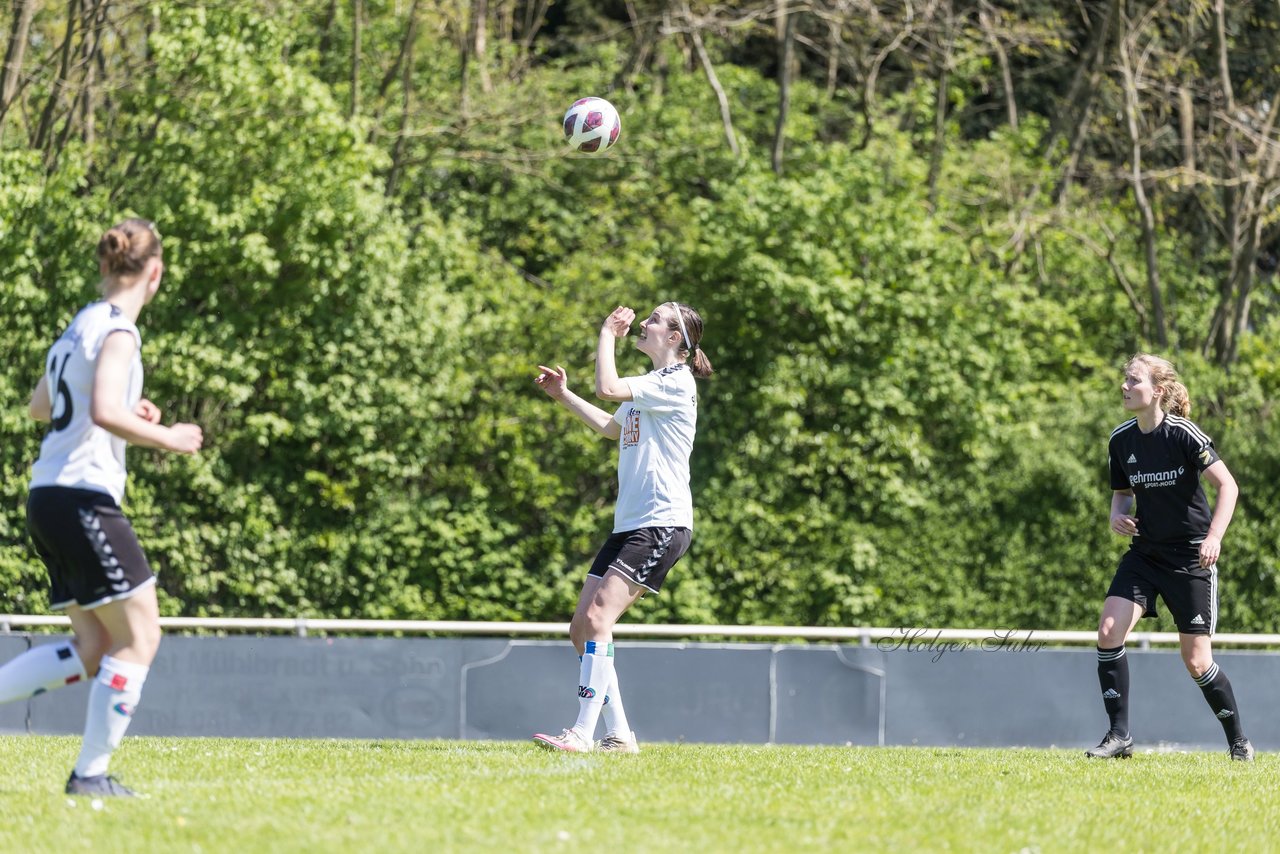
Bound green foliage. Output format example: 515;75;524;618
1;1;1278;632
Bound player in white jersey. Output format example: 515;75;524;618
0;219;203;797
531;302;713;753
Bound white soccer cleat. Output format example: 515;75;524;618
533;728;593;753
597;730;640;754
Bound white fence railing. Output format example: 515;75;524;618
3;615;1280;648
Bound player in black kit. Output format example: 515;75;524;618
1088;354;1253;761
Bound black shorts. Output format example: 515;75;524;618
1106;543;1217;635
27;486;155;611
588;527;692;593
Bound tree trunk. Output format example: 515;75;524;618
978;1;1016;130
1045;0;1114;156
470;0;492;94
318;0;339;60
772;5;796;175
0;0;38;125
825;16;840;98
518;0;552;68
1219;94;1280;365
654;11;670;99
926;1;954;211
368;0;420;139
34;0;81;152
68;0;107;157
350;0;361;119
50;0;108;171
1207;0;1243;362
684;3;738;157
385;7;418;200
1052;96;1095;207
1117;10;1168;347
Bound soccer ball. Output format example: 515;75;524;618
562;97;621;154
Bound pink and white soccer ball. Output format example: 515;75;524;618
562;97;621;153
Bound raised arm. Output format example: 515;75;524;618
535;364;622;440
595;306;634;402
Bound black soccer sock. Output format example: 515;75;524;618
1194;662;1245;744
1097;645;1129;738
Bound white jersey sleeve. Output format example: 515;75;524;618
623;368;693;413
29;302;144;503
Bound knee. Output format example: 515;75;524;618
1096;618;1126;648
137;625;163;662
1183;653;1213;679
116;624;162;665
73;636;109;678
581;606;614;641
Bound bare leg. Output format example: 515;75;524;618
71;586;161;783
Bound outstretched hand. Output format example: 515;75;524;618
603;306;636;339
535;364;569;399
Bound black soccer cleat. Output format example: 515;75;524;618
65;771;138;797
1230;739;1255;762
1085;731;1135;759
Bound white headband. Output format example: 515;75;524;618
666;301;691;351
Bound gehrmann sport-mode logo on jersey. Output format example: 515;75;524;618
1128;466;1185;489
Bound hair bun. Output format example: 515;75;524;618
96;219;159;277
99;228;131;262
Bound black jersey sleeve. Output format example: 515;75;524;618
1108;436;1130;491
1170;416;1221;472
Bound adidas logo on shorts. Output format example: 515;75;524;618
1217;709;1235;719
1190;614;1205;626
1102;689;1121;699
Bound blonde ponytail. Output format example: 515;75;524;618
1125;353;1191;417
1164;381;1190;417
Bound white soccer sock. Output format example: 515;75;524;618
572;641;614;738
74;655;149;778
0;641;87;705
601;666;632;738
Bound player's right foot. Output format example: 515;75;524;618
532;728;593;753
65;772;138;797
597;731;640;754
1230;738;1255;762
1085;731;1134;759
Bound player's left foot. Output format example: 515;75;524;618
1085;730;1134;759
532;728;593;752
1230;738;1255;762
65;772;138;797
597;730;640;754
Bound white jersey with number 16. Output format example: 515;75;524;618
29;301;143;503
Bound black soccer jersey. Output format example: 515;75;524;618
1108;415;1221;546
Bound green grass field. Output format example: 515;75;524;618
1;736;1275;852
